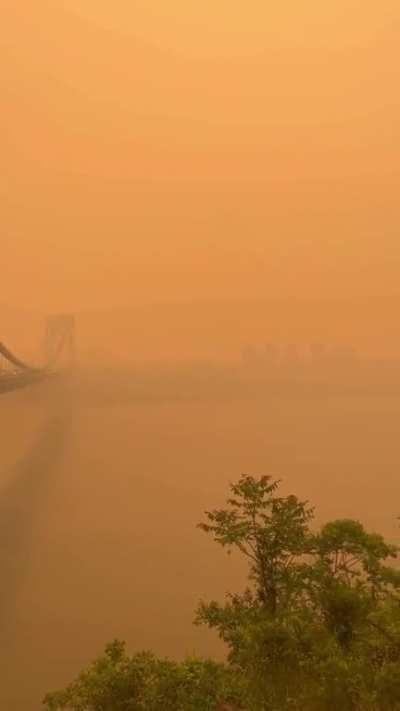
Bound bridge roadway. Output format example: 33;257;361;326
0;370;51;395
0;341;51;395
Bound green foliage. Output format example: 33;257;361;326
197;475;400;709
311;519;400;651
43;640;243;711
198;475;314;615
44;474;400;711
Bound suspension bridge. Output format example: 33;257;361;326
0;315;75;395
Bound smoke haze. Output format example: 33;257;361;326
1;1;400;708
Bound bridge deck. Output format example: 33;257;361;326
0;371;50;395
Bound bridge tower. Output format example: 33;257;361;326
43;314;76;368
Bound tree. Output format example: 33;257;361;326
44;475;400;711
197;475;400;710
311;519;400;650
43;640;244;711
198;475;314;616
196;475;318;709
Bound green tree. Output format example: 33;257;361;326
197;475;400;710
198;475;314;616
311;519;400;651
44;475;400;711
43;640;243;711
196;475;319;709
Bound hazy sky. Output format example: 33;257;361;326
2;1;400;350
3;8;400;708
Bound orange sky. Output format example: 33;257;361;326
2;1;400;352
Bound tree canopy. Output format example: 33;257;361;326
44;475;400;711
